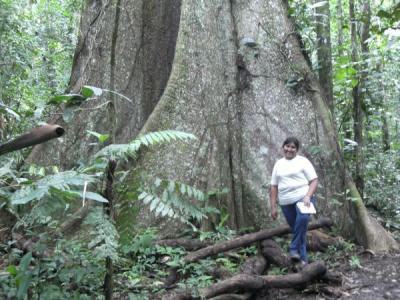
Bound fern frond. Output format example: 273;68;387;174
10;171;99;205
137;178;210;225
85;208;119;261
94;130;197;160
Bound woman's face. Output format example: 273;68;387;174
283;142;298;160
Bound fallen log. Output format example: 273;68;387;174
261;239;291;268
320;270;342;285
210;255;266;299
200;261;327;299
156;238;211;251
184;218;332;264
307;230;343;252
239;255;267;275
261;238;342;285
208;293;252;300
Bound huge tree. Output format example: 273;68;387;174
28;0;397;251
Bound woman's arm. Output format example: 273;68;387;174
303;178;318;206
270;185;278;220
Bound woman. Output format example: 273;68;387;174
269;137;318;264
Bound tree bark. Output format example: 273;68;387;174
349;0;365;195
102;160;117;300
315;0;334;113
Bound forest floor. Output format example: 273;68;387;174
264;249;400;300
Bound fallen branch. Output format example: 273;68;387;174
239;255;267;275
307;230;343;252
200;261;327;299
0;124;64;156
261;239;291;268
184;218;332;264
208;293;252;300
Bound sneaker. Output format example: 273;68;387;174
289;250;301;262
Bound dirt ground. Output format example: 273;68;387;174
262;251;400;300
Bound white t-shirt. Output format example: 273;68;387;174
270;155;317;205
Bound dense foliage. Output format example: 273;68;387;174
0;0;81;138
290;0;400;223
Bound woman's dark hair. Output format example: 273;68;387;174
282;136;300;149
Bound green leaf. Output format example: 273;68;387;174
81;85;103;98
16;274;32;299
154;178;162;187
138;191;147;200
19;252;32;272
11;187;47;205
7;265;17;276
335;68;347;81
156;202;165;216
74;191;108;203
180;184;186;195
87;130;110;143
351;79;359;87
62;106;75;122
168;181;176;193
150;197;159;211
161;206;170;217
143;194;154;205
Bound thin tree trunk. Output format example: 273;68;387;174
103;160;117;300
349;0;365;195
315;0;334;113
382;111;390;151
378;63;391;151
336;0;352;140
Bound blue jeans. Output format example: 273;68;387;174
280;196;316;262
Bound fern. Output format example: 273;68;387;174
84;208;120;261
138;178;216;226
10;171;107;205
94;130;196;160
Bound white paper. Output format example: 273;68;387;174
296;202;316;214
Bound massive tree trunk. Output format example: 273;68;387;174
27;0;398;251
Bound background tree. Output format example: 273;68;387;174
315;0;334;113
0;0;81;138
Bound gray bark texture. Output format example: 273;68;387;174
27;0;398;251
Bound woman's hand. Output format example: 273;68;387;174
303;195;311;207
271;206;278;220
